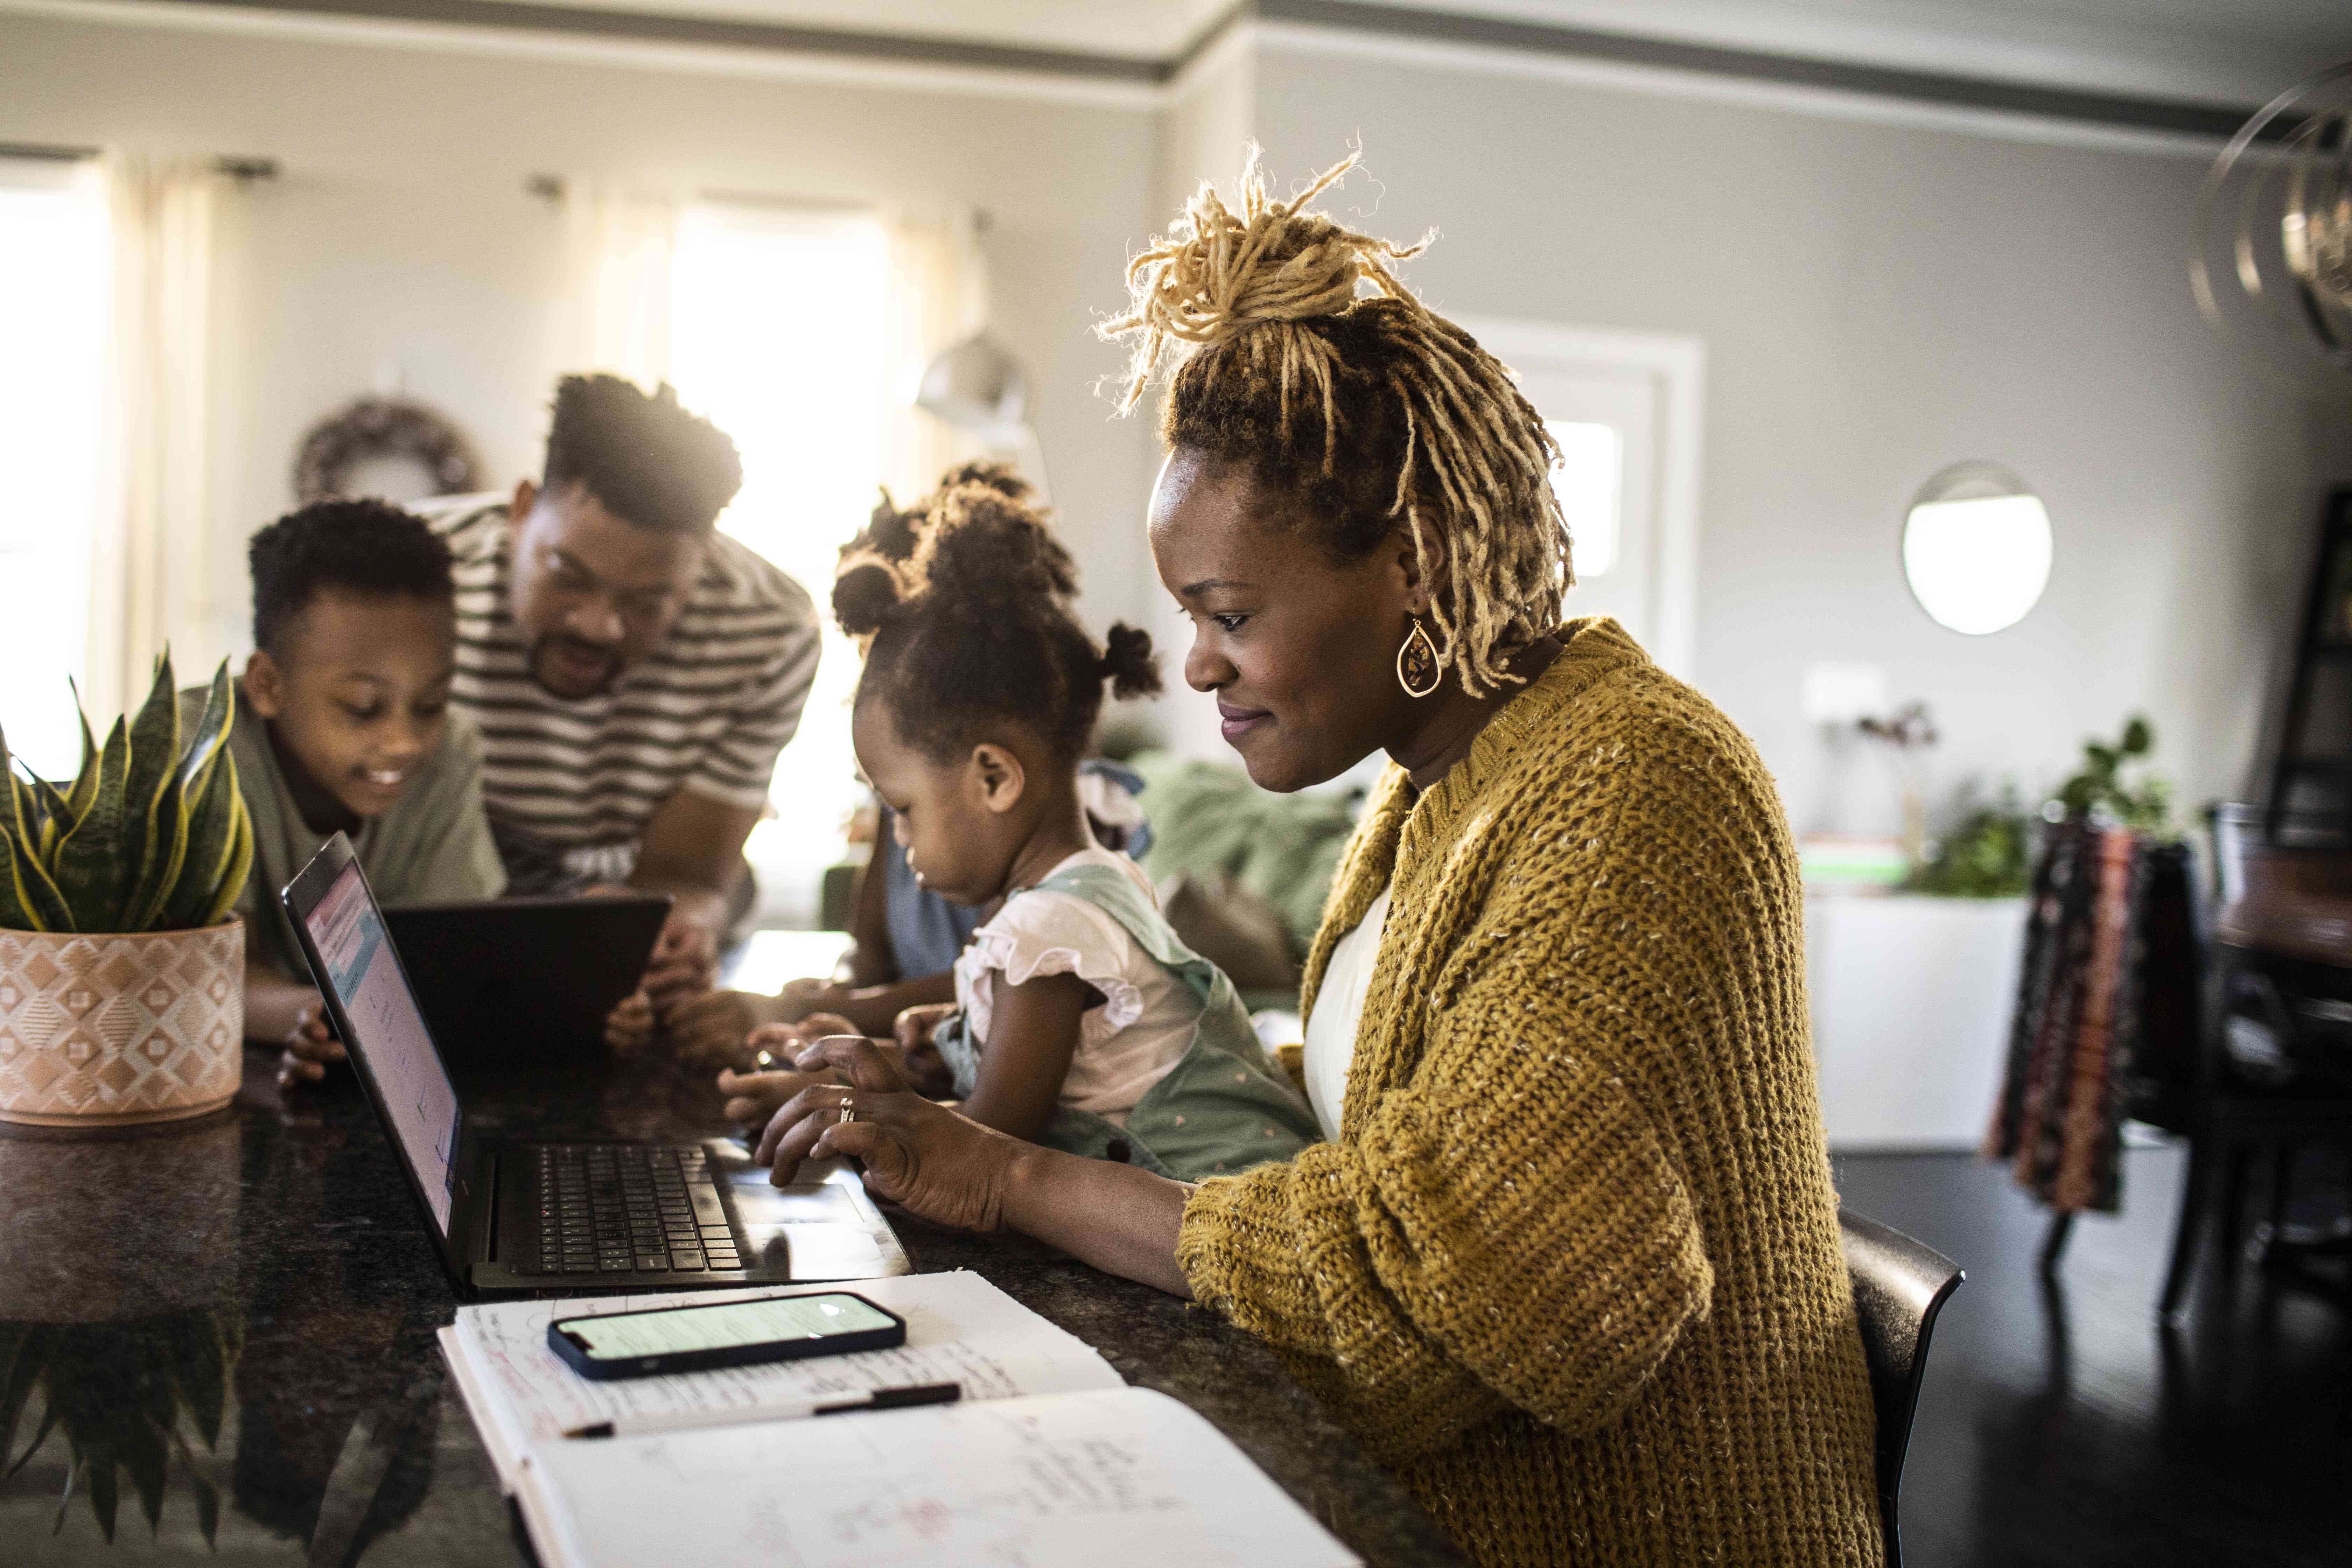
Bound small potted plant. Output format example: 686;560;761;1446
0;654;252;1126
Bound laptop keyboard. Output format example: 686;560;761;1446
527;1144;743;1275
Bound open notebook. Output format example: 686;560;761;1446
439;1271;1359;1568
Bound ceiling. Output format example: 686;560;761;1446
461;0;1219;58
451;0;2350;104
343;0;2333;107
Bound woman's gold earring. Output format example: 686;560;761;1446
1396;619;1443;698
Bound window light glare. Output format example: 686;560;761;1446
1901;492;2052;636
1546;420;1621;580
0;167;107;781
670;203;889;918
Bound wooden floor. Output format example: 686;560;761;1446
1835;1146;2349;1567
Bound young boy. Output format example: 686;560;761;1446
193;498;505;1086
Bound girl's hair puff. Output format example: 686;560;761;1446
1101;148;1572;696
833;466;1160;764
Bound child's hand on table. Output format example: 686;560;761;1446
892;1002;958;1052
893;1003;960;1097
667;989;774;1063
277;999;345;1088
716;1019;860;1124
773;976;845;1024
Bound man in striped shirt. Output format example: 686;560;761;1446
416;375;820;1031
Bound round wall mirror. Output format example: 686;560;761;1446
1901;461;2053;635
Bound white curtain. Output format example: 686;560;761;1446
880;208;988;502
560;182;678;390
89;152;222;719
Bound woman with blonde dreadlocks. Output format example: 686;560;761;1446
750;152;1883;1568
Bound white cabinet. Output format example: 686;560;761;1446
1805;892;2027;1150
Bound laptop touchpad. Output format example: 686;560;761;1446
730;1179;857;1226
724;1168;887;1280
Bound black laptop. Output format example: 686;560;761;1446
385;895;668;1068
283;832;901;1300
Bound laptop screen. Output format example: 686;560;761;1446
304;860;463;1234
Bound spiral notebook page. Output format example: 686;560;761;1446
440;1270;1125;1489
513;1385;1360;1568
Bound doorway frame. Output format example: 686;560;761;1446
1454;316;1706;680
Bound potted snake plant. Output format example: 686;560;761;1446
0;654;252;1126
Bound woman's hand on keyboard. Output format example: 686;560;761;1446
718;1019;860;1121
757;1035;1024;1234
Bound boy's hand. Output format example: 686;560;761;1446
277;1000;345;1090
643;911;719;1019
604;989;657;1052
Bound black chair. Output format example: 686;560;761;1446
2151;805;2352;1317
1840;1210;1964;1568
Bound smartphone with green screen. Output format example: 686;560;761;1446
546;1292;906;1380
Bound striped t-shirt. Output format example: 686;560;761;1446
420;495;821;892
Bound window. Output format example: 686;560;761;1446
667;201;889;926
1545;420;1622;579
0;157;106;781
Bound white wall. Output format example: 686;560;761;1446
0;12;1161;665
7;10;2349;827
1248;38;2352;826
1132;32;1260;759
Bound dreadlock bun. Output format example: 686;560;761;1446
1107;151;1428;390
1099;622;1162;701
837;467;1154;764
1101;148;1572;698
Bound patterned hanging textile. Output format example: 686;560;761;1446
1984;822;2197;1213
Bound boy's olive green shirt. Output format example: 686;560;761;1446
181;687;506;982
1176;619;1884;1568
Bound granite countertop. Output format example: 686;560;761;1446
0;1046;1465;1566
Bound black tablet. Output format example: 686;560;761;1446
385;895;670;1068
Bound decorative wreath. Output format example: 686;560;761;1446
292;397;483;504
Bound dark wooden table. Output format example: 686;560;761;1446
0;1047;1465;1566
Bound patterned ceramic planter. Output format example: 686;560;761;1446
0;922;243;1127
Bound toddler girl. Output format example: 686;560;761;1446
720;477;1316;1181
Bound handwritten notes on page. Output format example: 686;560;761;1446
439;1270;1124;1489
513;1386;1360;1568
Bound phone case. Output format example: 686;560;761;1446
545;1292;908;1380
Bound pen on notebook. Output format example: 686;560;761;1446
561;1382;961;1439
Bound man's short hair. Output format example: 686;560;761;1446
248;498;455;656
543;373;743;533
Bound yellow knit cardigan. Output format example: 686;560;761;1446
1177;618;1883;1567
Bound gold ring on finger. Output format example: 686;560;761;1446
837;1097;856;1125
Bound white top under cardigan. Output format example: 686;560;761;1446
1299;883;1392;1142
952;848;1198;1125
